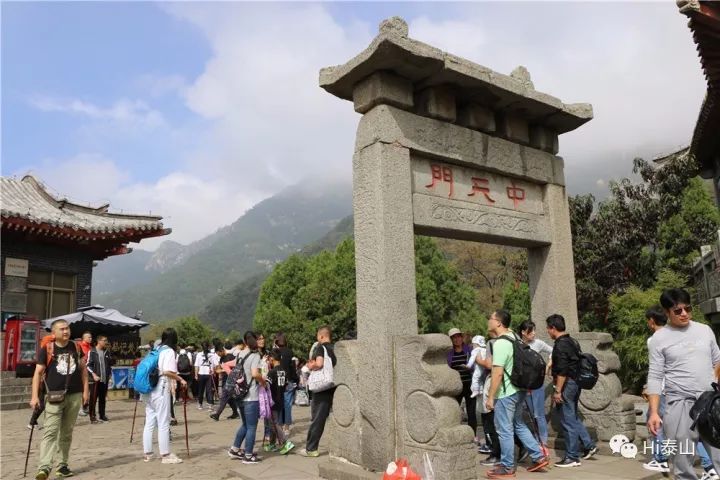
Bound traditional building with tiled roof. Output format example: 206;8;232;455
1;174;170;322
678;0;720;205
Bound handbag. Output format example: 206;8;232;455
308;345;334;392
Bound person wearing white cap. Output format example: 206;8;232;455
446;327;477;439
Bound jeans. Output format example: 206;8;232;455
456;382;477;434
646;394;668;462
282;384;296;426
234;401;260;453
529;387;548;445
494;391;544;468
143;386;172;456
38;392;82;471
697;442;715;471
306;388;334;452
556;378;594;461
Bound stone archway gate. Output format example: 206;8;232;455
316;17;633;480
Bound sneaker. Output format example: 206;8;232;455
227;413;239;419
279;441;295;455
703;469;720;480
100;416;110;422
78;409;87;417
143;453;154;462
35;468;50;480
486;466;516;478
517;447;529;463
582;446;598;460
228;448;244;460
197;404;203;410
170;418;178;426
478;444;492;454
555;457;581;468
55;465;74;477
161;453;183;464
263;443;278;452
643;460;670;473
526;457;549;472
242;453;261;464
481;456;501;467
300;448;320;457
209;413;219;421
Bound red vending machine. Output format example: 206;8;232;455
3;316;40;377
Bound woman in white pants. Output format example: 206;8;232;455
143;328;187;464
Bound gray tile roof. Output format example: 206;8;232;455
1;175;165;235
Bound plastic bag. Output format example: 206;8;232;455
422;453;435;480
383;459;421;480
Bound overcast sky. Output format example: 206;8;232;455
2;2;707;250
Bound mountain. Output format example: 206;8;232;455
92;181;352;321
200;214;355;331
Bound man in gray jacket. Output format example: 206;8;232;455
647;288;720;480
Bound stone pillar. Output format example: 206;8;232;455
528;182;580;332
353;139;419;470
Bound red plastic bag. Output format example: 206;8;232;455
383;459;422;480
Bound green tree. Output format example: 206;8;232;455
570;155;719;330
501;282;531;329
254;236;484;357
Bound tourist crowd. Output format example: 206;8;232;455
25;287;720;480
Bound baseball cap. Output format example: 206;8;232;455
448;327;462;337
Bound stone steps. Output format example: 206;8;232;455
0;371;32;411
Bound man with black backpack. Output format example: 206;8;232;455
484;310;549;478
176;346;194;401
546;314;597;468
647;288;720;480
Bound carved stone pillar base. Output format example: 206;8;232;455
394;334;476;480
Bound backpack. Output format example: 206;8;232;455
134;345;168;394
690;383;720;449
225;353;254;400
569;338;599;390
495;334;546;391
177;353;192;374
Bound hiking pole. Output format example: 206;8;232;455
130;394;140;443
182;384;190;458
24;407;39;477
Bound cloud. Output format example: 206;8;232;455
15;155;263;250
29;96;166;128
134;73;188;98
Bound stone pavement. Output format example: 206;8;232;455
0;398;675;479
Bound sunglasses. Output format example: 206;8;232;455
671;305;693;315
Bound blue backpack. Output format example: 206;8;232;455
134;345;169;394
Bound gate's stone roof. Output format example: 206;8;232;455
320;17;592;135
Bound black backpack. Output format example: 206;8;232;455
568;337;599;390
177;353;192;374
691;383;720;449
225;353;253;400
495;334;546;391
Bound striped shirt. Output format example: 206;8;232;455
450;349;472;385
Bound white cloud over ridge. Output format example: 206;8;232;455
19;3;708;249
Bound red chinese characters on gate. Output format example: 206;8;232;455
424;163;526;210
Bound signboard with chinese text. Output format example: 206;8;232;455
4;258;29;277
410;156;550;246
411;157;544;215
